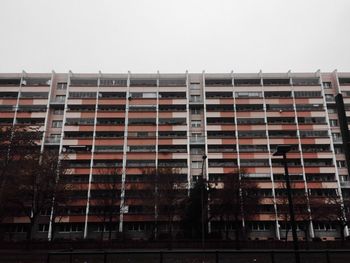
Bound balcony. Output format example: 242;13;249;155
189;96;203;104
45;137;61;145
190;136;205;144
50;98;66;105
340;181;350;188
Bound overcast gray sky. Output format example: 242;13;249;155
0;0;349;73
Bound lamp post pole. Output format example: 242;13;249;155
201;154;207;249
282;153;300;263
273;145;300;263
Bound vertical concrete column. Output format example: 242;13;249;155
83;73;100;238
119;71;131;232
290;71;314;239
261;71;281;240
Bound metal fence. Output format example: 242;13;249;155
46;249;350;263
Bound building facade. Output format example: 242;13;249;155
0;71;350;241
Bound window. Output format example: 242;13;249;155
97;118;124;125
128;118;155;125
239;145;268;152
332;132;342;142
249;222;271;231
158;131;186;138
334;146;343;154
70;79;97;87
40;209;51;216
98;105;125;111
263;79;290;86
322;82;332;89
55;95;66;102
234;79;261;86
206;92;232;98
95;146;123;152
9;224;27;233
207;117;234;124
266;104;294;111
238;131;266;138
205;79;232;86
267;117;295;124
69;92;96;98
235;92;262;98
190;83;200;89
292;78;319;86
0;92;18;98
159;78;186;87
159;118;186;125
264;91;291;98
206;105;233;111
342;91;350;97
191;161;202;169
159;105;185;111
237;118;265;125
98;92;126;98
191;147;204;155
207;131;235;138
314;222;336;231
327;106;337;113
191;120;201;128
295;104;323;111
17;105;47;112
66;118;94;125
337;161;346;168
190;95;201;102
58;223;83;233
329;119;338;127
191;108;201;115
100;78;127;87
300;130;328;138
294;91;321;97
240;159;269;167
159;92;186;99
0;78;21;86
38;224;49;232
130;92;157;98
51;134;61;139
127;223;147;231
128;145;156;152
57;82;67;90
236;104;263;111
325;94;334;102
22;78;51;86
130;79;157;87
297;117;326;124
21;92;48;98
52;120;62;128
53;109;64;115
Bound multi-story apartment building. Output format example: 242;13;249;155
0;71;349;241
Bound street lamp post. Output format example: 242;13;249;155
273;145;300;263
201;154;207;249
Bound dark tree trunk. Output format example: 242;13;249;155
340;223;345;246
234;214;240;250
225;215;229;240
108;207;113;240
26;218;35;241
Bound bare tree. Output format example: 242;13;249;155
212;169;259;247
93;167;121;240
311;194;350;243
143;167;186;241
0;126;39;221
3;149;68;240
275;180;311;242
182;179;204;239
